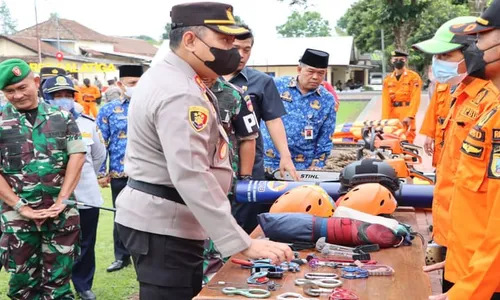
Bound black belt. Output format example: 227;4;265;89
127;178;186;205
392;101;410;107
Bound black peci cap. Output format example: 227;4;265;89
299;48;329;68
170;2;249;36
118;65;144;78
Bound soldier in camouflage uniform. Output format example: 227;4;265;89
200;77;260;284
0;59;87;300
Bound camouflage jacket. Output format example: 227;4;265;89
0;102;86;233
210;78;259;176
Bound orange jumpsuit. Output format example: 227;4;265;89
79;85;101;117
445;102;500;299
382;68;422;144
73;86;82;105
432;77;499;247
419;83;452;167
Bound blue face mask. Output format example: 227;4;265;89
49;98;75;112
432;56;467;85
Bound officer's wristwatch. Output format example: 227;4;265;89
238;175;253;181
13;198;28;212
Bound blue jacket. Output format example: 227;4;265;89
261;76;337;170
96;98;129;178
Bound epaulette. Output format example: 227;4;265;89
80;113;95;122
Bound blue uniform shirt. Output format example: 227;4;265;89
228;67;286;179
96;98;129;178
262;76;336;170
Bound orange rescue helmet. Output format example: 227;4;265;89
270;184;336;217
336;183;397;215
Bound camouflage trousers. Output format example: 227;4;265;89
0;226;80;300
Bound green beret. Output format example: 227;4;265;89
0;59;32;90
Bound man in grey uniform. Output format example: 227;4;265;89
115;2;293;300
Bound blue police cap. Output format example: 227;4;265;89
42;75;78;94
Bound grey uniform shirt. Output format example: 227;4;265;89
73;113;106;208
115;50;251;257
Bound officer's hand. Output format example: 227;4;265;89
98;176;110;188
424;137;434;156
423;261;445;273
241;239;294;265
45;201;67;218
18;206;49;226
280;156;299;181
429;293;448;300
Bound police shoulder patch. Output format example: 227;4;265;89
188;106;209;132
460;140;484;158
488;143;500;179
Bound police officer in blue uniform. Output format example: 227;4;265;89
262;48;337;171
96;65;144;272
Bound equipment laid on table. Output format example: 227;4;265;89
295;278;343;288
341;267;369;279
358;264;395;276
276;292;316;300
221;287;271;298
329;288;359;300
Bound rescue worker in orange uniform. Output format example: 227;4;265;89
381;50;422;144
413;16;477;168
428;3;500;299
79;78;100;117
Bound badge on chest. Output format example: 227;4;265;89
304;125;313;140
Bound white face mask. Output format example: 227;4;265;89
124;85;135;98
432;56;467;85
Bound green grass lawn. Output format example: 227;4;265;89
336;100;369;125
0;188;139;300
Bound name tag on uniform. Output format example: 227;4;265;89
117;115;128;120
304;125;313;140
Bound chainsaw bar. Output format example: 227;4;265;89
272;170;341;182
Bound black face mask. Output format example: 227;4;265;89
393;60;405;70
463;42;500;80
193;37;241;76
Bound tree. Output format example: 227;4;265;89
134;35;158;45
338;0;470;74
0;0;17;35
234;15;246;26
276;11;331;38
277;0;308;7
162;22;172;40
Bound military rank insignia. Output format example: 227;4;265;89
12;66;21;77
244;95;254;112
189;106;209;132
